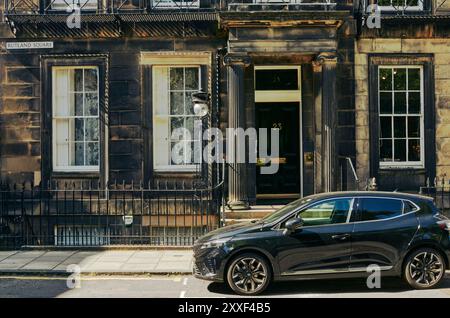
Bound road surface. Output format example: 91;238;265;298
0;273;450;298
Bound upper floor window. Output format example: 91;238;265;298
150;0;200;9
378;66;424;168
375;0;424;11
50;0;98;10
52;67;100;172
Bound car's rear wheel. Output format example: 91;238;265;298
404;248;446;289
226;253;271;295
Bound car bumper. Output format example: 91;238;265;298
192;247;229;282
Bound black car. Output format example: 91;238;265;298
193;191;450;295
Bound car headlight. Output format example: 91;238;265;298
200;237;231;249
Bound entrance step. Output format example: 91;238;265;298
224;205;284;225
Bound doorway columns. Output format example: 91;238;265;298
313;52;338;193
225;54;251;209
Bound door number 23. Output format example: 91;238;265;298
272;123;282;130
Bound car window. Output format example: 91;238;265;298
359;198;403;221
295;198;354;227
403;200;418;213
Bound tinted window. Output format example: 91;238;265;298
359;198;403;221
403;201;418;213
297;198;353;227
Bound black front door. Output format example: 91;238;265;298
256;102;300;196
275;197;356;275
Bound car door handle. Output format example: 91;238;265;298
332;234;351;241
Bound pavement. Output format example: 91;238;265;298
0;250;193;275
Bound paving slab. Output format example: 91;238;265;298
0;249;193;274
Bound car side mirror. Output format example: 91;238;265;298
284;217;304;235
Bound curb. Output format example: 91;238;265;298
19;246;193;251
0;270;192;276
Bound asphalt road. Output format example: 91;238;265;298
1;273;450;298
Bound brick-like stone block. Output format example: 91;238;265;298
401;39;450;53
6;67;39;84
374;39;402;53
355;126;369;141
1;97;40;113
0;156;40;172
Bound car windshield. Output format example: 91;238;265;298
261;197;314;224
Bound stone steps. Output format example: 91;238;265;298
224;205;284;225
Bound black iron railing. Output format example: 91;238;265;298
420;177;450;216
0;180;223;249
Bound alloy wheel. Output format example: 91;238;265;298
408;251;444;287
230;257;268;294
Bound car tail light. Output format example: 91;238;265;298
438;220;450;231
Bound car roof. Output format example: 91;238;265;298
305;191;434;202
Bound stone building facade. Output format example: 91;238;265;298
0;0;449;211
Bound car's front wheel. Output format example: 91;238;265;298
226;253;271;295
404;248;446;289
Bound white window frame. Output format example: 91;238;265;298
52;66;100;173
150;0;200;9
152;65;202;172
378;65;425;169
50;0;98;10
371;0;424;11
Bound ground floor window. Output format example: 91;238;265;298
153;66;202;171
378;66;424;168
52;66;100;172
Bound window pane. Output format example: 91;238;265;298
379;68;392;90
394;92;406;114
380;117;392;138
378;0;391;5
185;92;194;115
380;139;392;161
394;139;406;161
86;142;99;165
408;139;421;161
170;117;184;140
185;117;195;140
394;117;406;137
255;69;299;91
408;68;420;90
408;117;420;138
75;118;84;142
74;69;83;91
74;143;84;166
300;199;352;226
85;93;98;116
185;68;199;90
170;68;183;90
74;92;83;116
170;92;184;115
84;69;98;91
392;0;404;6
171;141;189;165
406;0;418;5
85;118;99;141
408;92;421;114
360;198;403;221
394;69;407;90
380;92;392;114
